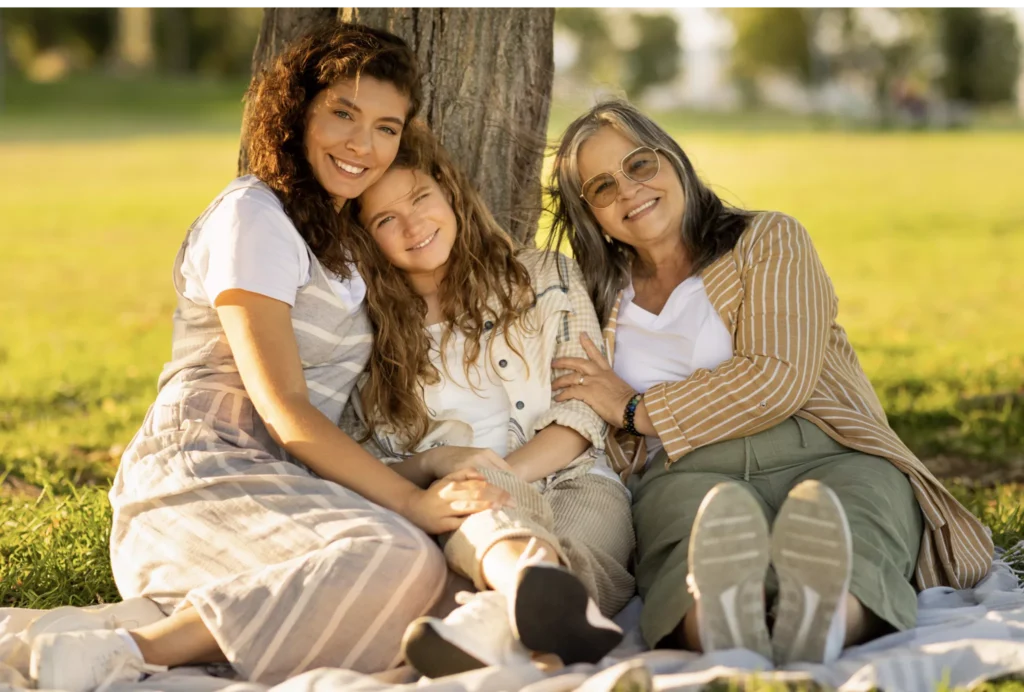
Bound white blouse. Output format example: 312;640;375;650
421;324;511;456
612;276;734;461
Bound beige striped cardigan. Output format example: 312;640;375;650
603;211;993;591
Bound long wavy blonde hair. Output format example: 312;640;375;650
348;124;535;449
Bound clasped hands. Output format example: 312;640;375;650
403;446;518;534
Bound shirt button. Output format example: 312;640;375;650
499;359;508;368
516;401;525;410
484;320;494;330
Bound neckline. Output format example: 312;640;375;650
624;274;703;319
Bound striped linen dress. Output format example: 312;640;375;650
108;177;447;685
605;211;994;591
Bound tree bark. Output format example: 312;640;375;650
240;8;554;244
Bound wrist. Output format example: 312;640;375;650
417;447;442;478
622;392;644;436
395;484;425;520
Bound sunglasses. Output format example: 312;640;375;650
579;146;662;209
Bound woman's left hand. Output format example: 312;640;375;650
552;333;637;428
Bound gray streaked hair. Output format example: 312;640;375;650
545;99;754;323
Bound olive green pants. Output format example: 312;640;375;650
629;416;924;649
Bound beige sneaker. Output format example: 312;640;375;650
687;482;772;660
30;629;167;692
771;479;853;665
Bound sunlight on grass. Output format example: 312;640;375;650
1;98;1022;681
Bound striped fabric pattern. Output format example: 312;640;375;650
603;211;993;591
109;177;447;683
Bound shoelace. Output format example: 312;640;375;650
95;654;167;692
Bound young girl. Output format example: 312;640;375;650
346;125;636;677
29;24;511;692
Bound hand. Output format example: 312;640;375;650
552;333;638;429
402;468;515;535
423;446;515;480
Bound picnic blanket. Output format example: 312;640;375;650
2;541;1022;692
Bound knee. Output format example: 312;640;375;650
328;513;448;593
381;516;448;581
827;457;918;518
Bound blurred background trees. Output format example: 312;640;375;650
1;7;1021;127
719;7;1022;125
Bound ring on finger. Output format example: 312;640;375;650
578;374;585;386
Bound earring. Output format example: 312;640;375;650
603;233;613;244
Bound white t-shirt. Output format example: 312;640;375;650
180;184;366;310
422;325;511;456
613;276;733;461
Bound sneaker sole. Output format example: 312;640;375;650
771;479;853;665
401;617;489;678
688;482;772;659
514;567;623;665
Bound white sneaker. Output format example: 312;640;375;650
512;560;623;665
27;598;166;641
402;591;530;678
771;479;853;665
30;629;167;692
686;482;772;660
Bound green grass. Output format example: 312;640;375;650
0;75;1022;688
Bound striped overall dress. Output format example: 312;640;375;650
108;177;447;684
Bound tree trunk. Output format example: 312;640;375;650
111;8;156;73
240;8;554;244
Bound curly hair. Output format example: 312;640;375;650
243;22;422;278
347;124;536;449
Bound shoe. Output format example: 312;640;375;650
686;481;772;660
402;590;530;678
30;629;167;692
770;479;853;665
27;598;166;641
512;561;623;665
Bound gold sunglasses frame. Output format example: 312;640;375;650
579;146;662;209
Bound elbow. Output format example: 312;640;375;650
759;363;817;423
251;391;310;447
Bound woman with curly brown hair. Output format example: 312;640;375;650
345;125;635;678
28;24;511;691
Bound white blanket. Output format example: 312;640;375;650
3;542;1022;692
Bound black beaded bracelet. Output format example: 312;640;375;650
622;393;643;437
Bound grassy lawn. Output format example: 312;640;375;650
1;75;1022;686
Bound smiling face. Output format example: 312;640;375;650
303;76;411;205
576;125;685;250
358;167;458;287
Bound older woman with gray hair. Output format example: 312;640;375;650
545;100;993;666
